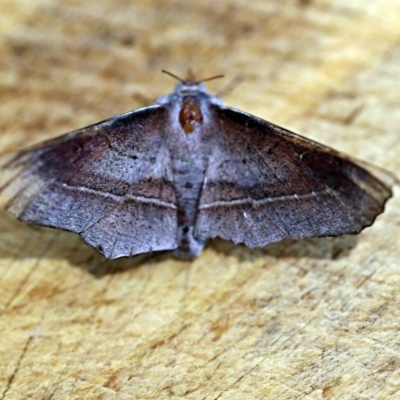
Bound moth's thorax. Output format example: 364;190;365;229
156;81;224;136
179;98;203;133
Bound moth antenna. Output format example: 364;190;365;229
161;70;185;82
198;74;225;83
162;69;224;84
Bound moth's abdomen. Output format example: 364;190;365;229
171;156;207;258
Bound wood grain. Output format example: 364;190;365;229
0;1;400;399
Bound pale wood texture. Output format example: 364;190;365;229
0;1;400;399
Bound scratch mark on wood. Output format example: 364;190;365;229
208;317;318;400
0;334;34;400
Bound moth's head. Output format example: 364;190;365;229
162;69;224;95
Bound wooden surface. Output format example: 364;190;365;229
1;1;400;399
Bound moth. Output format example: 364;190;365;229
0;71;393;259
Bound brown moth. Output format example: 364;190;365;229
0;71;393;259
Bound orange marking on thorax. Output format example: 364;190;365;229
179;99;203;134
